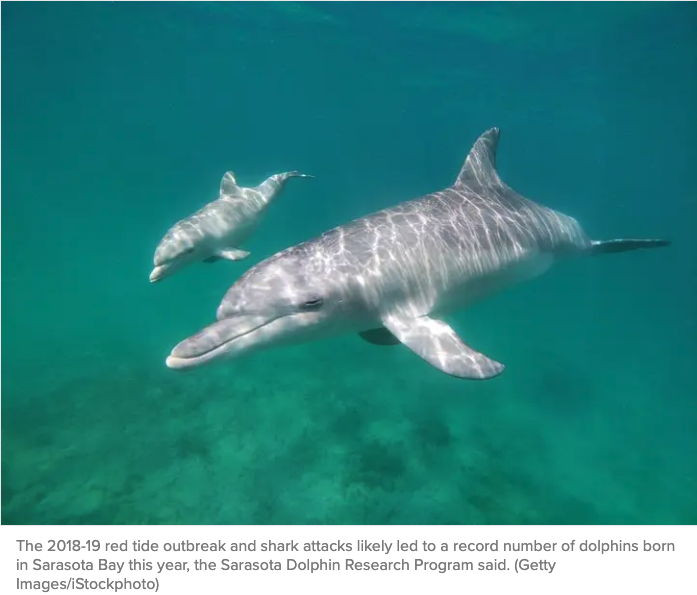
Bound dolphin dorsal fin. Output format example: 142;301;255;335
220;171;239;195
455;127;502;188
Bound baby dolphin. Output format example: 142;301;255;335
165;128;670;379
149;170;313;282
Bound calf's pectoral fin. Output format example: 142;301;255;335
219;248;250;261
381;313;505;380
220;248;251;261
203;248;251;264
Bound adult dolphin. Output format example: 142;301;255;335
165;128;669;379
149;170;313;283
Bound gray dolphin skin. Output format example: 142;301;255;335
149;170;313;282
165;128;670;379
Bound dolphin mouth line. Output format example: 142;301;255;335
166;316;281;369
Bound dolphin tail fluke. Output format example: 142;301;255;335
257;171;314;202
283;171;315;179
587;238;671;256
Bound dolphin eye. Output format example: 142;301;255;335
300;297;323;311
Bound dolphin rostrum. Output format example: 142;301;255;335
165;128;669;379
149;170;313;282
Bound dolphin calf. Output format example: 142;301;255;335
149;170;313;282
165;128;669;379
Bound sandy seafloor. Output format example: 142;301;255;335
2;2;696;524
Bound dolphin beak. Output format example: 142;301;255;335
150;255;189;283
166;315;273;370
149;266;165;283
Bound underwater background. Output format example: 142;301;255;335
2;2;696;525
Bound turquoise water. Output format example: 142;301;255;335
2;2;696;524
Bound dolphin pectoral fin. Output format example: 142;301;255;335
382;314;505;380
203;249;250;263
358;327;401;346
218;248;250;261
